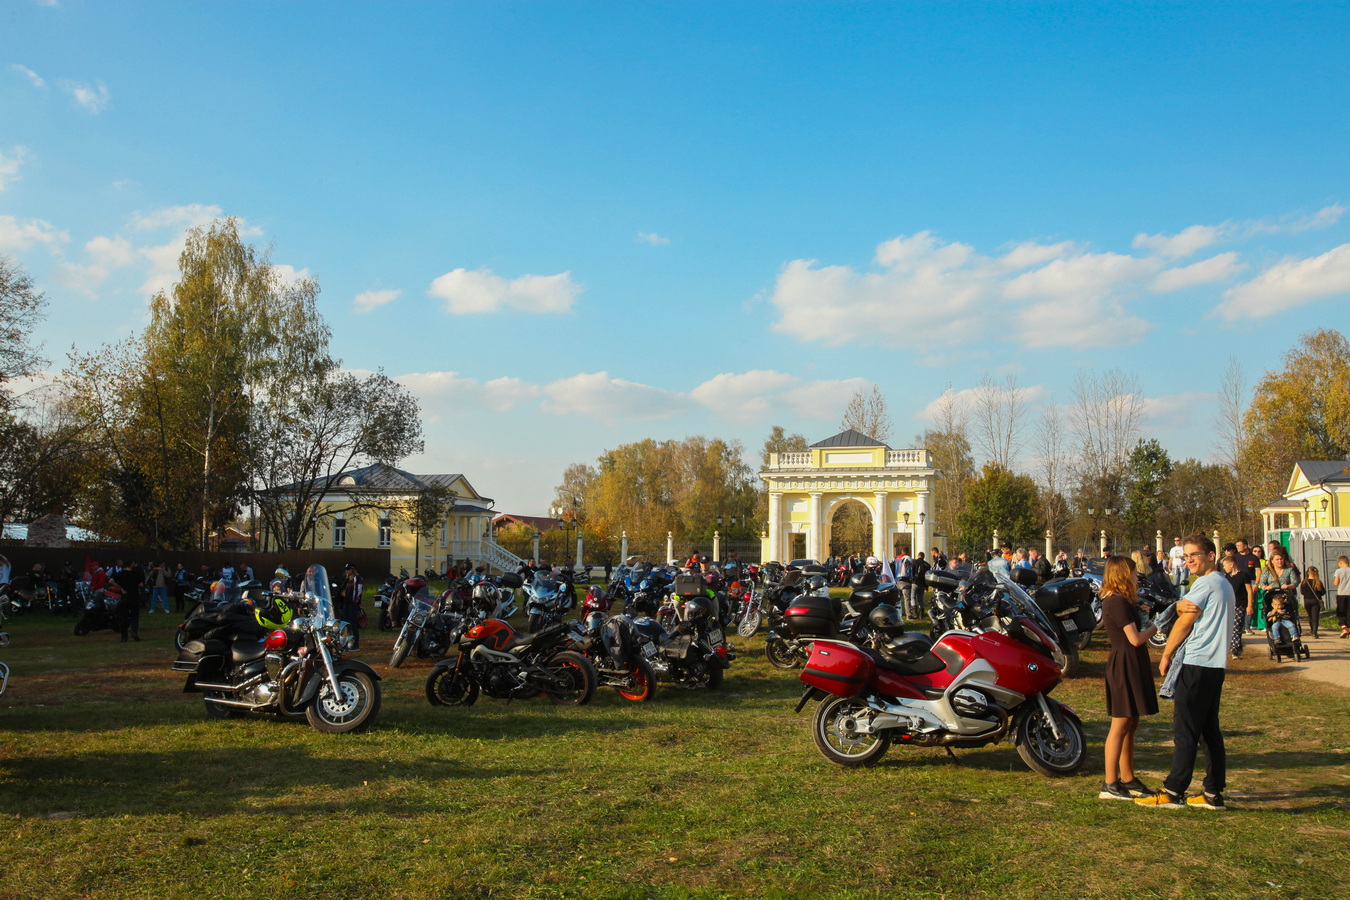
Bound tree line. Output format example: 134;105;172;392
1;221;426;551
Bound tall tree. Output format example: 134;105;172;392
1068;368;1144;535
970;372;1030;470
760;425;807;467
1212;356;1253;538
0;255;47;407
1239;329;1350;528
840;385;892;443
1155;459;1232;540
916;387;974;547
954;463;1043;553
1032;400;1072;547
1122;438;1172;546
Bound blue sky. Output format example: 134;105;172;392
3;1;1349;515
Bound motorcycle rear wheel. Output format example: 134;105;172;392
73;618;90;636
705;658;724;690
425;664;479;707
543;651;597;705
1015;705;1086;777
306;671;381;734
813;695;889;767
616;657;657;702
764;637;801;670
1075;629;1093;651
737;609;761;637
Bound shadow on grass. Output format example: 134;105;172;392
0;743;558;818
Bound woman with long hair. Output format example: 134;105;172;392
1098;554;1159;801
1258;550;1297;631
1298;566;1324;639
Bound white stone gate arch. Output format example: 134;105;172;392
760;430;940;563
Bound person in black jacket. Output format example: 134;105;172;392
113;561;142;642
1029;548;1053;585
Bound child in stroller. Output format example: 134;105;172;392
1266;588;1310;661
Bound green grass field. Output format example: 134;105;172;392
1;605;1348;900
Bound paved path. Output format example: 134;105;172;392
1284;627;1350;687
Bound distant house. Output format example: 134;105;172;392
266;464;497;573
1259;459;1350;580
492;514;562;535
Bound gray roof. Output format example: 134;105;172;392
1260;495;1304;510
1295;460;1350;484
275;464;492;503
809;429;891;450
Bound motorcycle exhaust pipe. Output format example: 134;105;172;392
203;695;271;710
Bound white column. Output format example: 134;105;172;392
1213;529;1221;549
532;532;540;561
713;530;721;562
666;531;674;564
1099;530;1107;557
1045;530;1053;558
575;533;584;568
992;529;999;553
871;491;889;559
915;490;931;558
1155;530;1163;554
620;531;628;561
809;492;823;561
768;491;783;562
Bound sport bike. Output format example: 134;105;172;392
424;619;597;707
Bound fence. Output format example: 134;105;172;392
0;544;392;582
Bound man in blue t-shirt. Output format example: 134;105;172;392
1137;533;1233;811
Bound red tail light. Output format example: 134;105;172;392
264;629;288;649
716;645;728;659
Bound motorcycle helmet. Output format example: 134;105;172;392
867;603;907;636
806;574;828;593
583;610;605;633
682;596;711;622
403;576;427;591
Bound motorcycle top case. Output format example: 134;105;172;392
783;595;842;637
801;641;874;697
499;572;524;589
924;568;963;592
673;574;706;597
1033;578;1093;614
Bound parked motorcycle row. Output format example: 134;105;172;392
6;552;1122;784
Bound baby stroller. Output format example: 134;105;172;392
1266;589;1310;662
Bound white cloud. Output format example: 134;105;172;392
55;235;135;293
10;64;44;88
637;232;670;246
915;383;1049;422
1132;224;1225;259
270;263;312;286
688;370;801;418
396;371;541;421
540;372;689;422
353;288;401;313
1143;392;1218;431
128;204;225;232
0;214;68;253
1246;204;1345;235
60;79;110;113
0;147;27;190
1219;243;1350;321
428;268;580;315
1151;252;1246;293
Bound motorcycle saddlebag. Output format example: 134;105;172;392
1034;578;1093;614
175;639;227;674
801;641;874;697
784;596;842;637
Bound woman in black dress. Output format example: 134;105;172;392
1099;555;1159;800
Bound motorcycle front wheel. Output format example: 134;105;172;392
813;695;889;767
616;657;658;702
1015;704;1086;777
389;628;414;668
306;671;381;734
425;664;479;707
174;628;187;651
543;651;597;705
764;637;801;670
737;609;761;637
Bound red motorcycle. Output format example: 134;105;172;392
795;586;1085;776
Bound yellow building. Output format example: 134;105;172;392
303;465;501;573
760;430;940;563
1259;460;1350;577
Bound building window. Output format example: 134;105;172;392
332;515;346;549
441;519;448;548
378;514;392;548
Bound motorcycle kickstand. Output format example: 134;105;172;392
945;747;961;765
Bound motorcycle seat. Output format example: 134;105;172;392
230;640;269;665
870;648;946;677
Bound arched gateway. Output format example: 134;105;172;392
759;429;941;563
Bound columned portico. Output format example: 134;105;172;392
759;429;942;564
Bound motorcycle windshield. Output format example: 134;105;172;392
993;570;1063;652
303;564;335;628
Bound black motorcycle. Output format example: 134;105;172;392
424;618;597;707
173;564;382;734
564;589;659;701
73;584;124;635
389;584;469;668
628;585;732;690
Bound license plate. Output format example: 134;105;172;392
642;641;658;658
1063;620;1078;632
709;628;724;644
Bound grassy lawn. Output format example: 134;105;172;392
1;605;1348;900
